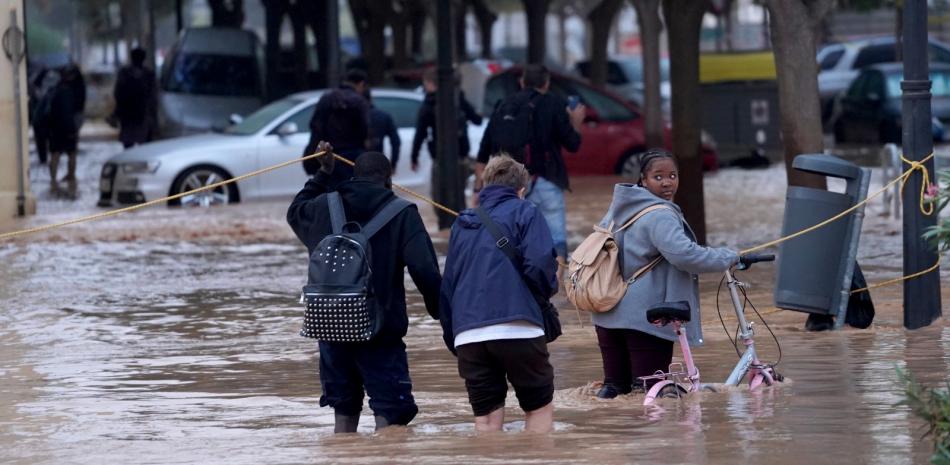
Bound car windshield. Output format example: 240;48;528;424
616;59;669;84
886;71;950;98
225;98;303;135
162;52;261;97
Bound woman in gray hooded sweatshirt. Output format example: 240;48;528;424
592;150;739;399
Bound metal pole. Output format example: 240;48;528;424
901;0;942;329
5;9;26;217
176;0;183;32
435;0;462;227
325;0;341;86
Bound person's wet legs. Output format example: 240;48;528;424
595;326;633;398
64;151;77;182
317;342;366;433
624;330;673;382
357;339;418;429
525;176;568;261
474;407;504;432
524;402;553;433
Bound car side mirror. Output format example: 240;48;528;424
276;121;298;137
229;113;244;125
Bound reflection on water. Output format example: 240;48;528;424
0;169;947;464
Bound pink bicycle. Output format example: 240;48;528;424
638;254;783;405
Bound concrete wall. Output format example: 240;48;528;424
0;0;33;227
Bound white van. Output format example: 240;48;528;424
158;27;265;138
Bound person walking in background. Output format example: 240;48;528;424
113;47;158;148
439;155;558;433
410;68;482;230
48;63;86;189
364;89;401;171
29;65;59;165
476;64;584;264
302;69;370;181
591;150;738;399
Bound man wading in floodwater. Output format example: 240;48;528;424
287;142;442;433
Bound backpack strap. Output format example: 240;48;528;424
613;204;673;233
474;207;550;311
327;192;346;234
360;197;413;239
611;204;675;285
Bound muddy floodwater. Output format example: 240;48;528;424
1;144;948;464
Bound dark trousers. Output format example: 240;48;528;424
317;338;418;425
33;122;50;164
595;326;673;389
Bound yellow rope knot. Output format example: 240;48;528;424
899;152;935;216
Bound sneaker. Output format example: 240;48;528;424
596;383;632;399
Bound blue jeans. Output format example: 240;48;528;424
526;176;567;260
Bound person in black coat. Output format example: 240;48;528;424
301;69;370;180
113;47;158;148
410;68;482;229
286;142;442;433
364;89;401;170
48;63;86;187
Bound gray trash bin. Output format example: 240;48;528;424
774;154;871;329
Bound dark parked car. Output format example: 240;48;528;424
484;67;717;177
832;63;950;144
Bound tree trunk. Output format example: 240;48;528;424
262;0;284;99
290;3;309;91
470;0;496;58
522;0;551;65
303;0;331;88
765;0;833;189
348;0;390;85
207;0;245;28
662;0;706;244
587;0;624;88
409;2;427;58
391;1;410;69
631;0;663;149
896;5;904;61
455;0;468;61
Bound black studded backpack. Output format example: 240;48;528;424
301;192;411;342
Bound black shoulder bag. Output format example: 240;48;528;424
474;207;562;343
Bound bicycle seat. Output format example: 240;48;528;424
646;301;691;325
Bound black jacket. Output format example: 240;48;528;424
477;89;581;190
368;106;401;167
286;172;442;340
411;91;482;164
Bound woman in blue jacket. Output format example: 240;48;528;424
440;155;558;433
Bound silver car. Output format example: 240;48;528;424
99;89;483;207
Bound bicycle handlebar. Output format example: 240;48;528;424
736;253;776;270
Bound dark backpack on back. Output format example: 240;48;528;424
301;192;411;342
489;91;539;160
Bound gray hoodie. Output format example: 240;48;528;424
590;184;738;346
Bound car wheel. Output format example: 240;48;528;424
617;149;645;179
169;166;239;207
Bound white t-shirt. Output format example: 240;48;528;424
454;320;545;348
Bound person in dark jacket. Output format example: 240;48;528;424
411;68;482;230
440;154;558;433
287;142;442;433
48;63;86;187
29;65;59;165
364;89;401;170
476;65;584;262
113;47;158;148
302;69;370;180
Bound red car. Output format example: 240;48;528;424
482;67;718;176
